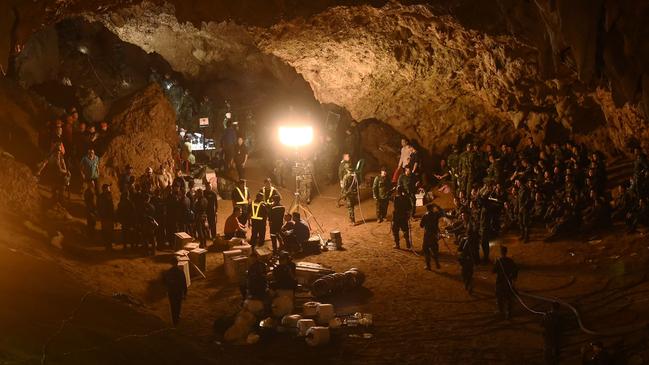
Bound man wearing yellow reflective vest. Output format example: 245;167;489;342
260;177;282;206
250;193;268;246
231;179;251;224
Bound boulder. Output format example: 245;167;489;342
98;133;174;194
109;83;177;147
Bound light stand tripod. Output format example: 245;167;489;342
290;173;325;235
288;144;325;236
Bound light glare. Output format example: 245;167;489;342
279;126;313;147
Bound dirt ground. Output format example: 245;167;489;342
3;158;649;365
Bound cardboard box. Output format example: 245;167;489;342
184;242;200;251
174;232;193;251
223;249;243;278
189;248;207;276
232;244;252;256
177;260;191;288
230;256;249;283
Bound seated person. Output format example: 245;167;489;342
281;212;310;252
223;206;247;240
271;251;297;291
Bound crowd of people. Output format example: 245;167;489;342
358;137;649;265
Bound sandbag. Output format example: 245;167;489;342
297;319;316;336
305;326;330;347
316;303;335;324
303;301;320;317
281;314;302;327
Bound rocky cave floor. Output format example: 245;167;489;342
2;159;649;365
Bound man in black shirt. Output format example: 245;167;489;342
419;203;449;270
234;136;248;180
269;195;285;253
203;181;218;240
163;257;187;326
392;185;412;249
493;246;519;320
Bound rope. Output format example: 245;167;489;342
497;258;545;316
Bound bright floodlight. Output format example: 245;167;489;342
279;126;314;147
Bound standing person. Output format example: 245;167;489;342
392;185;412;249
83;181;97;238
269;195;286;253
141;193;158;255
493;246;519;320
193;189;210;248
393;138;414;183
373;167;392;223
260;177;281;205
232;179;250;223
420;204;448;270
221;119;237;169
97;184;115;251
250;193;267;246
50;144;69;204
234;136;248;180
397;167;416;217
117;192;136;250
79;149;99;194
203;181;218;240
341;164;359;225
517;179;533;242
163;257;187;327
458;249;474;294
337;153;353;207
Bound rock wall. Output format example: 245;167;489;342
2;0;649;160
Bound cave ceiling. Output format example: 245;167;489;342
3;0;649;156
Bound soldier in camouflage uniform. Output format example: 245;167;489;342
338;154;353;207
341;164;359;225
458;144;471;197
517;179;533;242
373;166;392;223
447;145;460;191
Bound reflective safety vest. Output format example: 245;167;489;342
235;187;249;205
263;186;276;204
251;202;264;220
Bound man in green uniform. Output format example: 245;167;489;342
337;153;353;207
341;164;359;225
373;167;392;223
